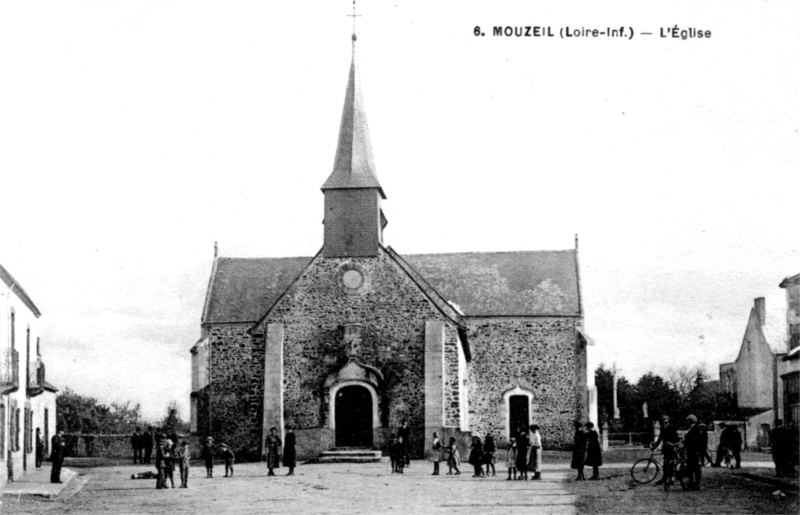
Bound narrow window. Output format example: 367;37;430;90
10;309;15;349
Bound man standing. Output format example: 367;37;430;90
143;427;154;465
772;419;790;477
35;428;44;468
713;423;732;467
683;415;703;490
131;427;142;464
50;430;65;483
728;424;743;468
651;415;680;486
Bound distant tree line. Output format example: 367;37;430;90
56;388;189;435
595;364;738;432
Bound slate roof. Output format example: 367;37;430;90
202;248;581;324
43;380;59;393
202;256;313;324
321;51;385;198
760;310;788;355
403;250;581;317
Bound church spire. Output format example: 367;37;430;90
321;15;387;259
321;24;385;199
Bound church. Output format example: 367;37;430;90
190;34;593;461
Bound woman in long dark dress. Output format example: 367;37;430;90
515;429;529;480
468;436;484;477
483;433;497;477
584;422;602;480
283;427;296;476
570;420;587;480
265;426;282;476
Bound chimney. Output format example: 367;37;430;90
754;297;766;326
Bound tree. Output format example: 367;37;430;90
668;364;708;402
634;372;683;423
56;388;144;434
160;401;189;435
595;365;636;430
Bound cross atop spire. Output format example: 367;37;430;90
348;1;361;39
321;6;385;199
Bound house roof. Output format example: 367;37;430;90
321;44;385;199
0;262;41;318
202;256;313;324
779;273;799;288
43;380;58;393
760;310;788;355
402;250;581;316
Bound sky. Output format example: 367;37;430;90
1;1;798;421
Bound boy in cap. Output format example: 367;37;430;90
683;414;702;490
221;443;235;477
202;436;215;478
179;441;191;488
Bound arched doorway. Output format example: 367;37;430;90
335;385;373;447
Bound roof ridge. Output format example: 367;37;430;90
405;249;576;256
217;256;314;261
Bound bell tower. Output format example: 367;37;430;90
321;32;386;258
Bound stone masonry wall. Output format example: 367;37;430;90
258;250;458;458
443;325;462;427
206;323;266;460
467;317;582;450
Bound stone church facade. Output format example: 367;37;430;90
191;40;593;461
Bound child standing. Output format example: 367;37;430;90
221;443;235;477
179;441;190;488
506;437;518;480
202;436;215;478
430;432;442;476
445;436;461;475
163;439;176;488
483;432;497;477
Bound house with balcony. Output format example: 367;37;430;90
1;263;57;485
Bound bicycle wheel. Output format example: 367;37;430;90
630;458;660;484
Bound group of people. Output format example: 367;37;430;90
570;421;603;481
649;413;722;491
130;427;155;465
427;424;552;481
389;421;412;473
129;430;191;489
198;426;297;479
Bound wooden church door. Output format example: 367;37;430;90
509;395;529;440
335;385;373;448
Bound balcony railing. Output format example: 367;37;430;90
27;358;45;396
1;348;20;394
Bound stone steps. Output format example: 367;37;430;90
313;449;383;463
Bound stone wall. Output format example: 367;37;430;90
466;317;582;450
205;323;266;461
443;325;462;427
259;250;459;459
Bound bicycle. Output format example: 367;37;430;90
630;443;689;491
